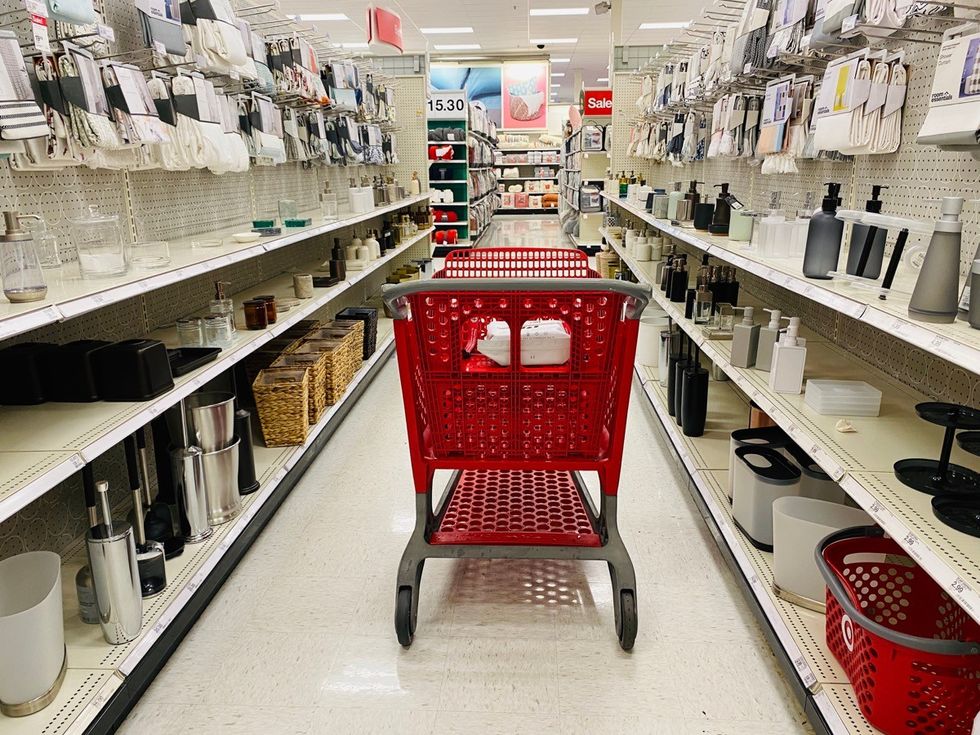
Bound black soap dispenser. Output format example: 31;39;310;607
684;180;702;209
802;182;844;279
845;185;888;279
709;183;737;235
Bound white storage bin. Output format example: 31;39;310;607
637;305;669;367
727;427;791;500
784;443;847;504
732;446;801;550
772;496;872;611
804;379;881;416
477;320;571;367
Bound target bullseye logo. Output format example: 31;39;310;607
841;614;855;652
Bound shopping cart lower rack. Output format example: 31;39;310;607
382;248;651;650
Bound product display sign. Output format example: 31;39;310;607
367;5;403;54
427;90;466;119
502;62;547;129
583;88;613;117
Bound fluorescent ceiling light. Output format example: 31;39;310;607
530;37;577;44
530;7;589;15
596;77;609;82
420;26;474;34
434;43;482;50
551;72;565;77
289;13;348;21
550;83;561;87
342;42;369;49
551;57;570;63
639;21;690;30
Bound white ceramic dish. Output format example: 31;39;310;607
232;232;261;243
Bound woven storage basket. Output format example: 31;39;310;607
322;321;365;373
281;319;322;339
244;337;303;387
300;338;351;405
305;328;361;384
252;367;309;447
271;345;329;424
335;307;378;359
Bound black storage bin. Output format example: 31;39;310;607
335;307;378;359
0;342;58;405
41;340;111;402
93;339;174;401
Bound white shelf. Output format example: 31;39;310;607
12;321;397;735
634;368;875;735
497;146;560;151
0;195;430;343
496;177;558;181
429;202;468;207
603;193;980;377
0;229;432;527
496;207;558;212
432;180;468;184
611;240;980;625
568;233;602;249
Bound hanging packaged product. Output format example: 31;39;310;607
757;75;794;157
917;28;980;152
135;0;185;55
813;49;869;154
809;0;857;49
765;0;809;62
762;75;814;174
0;32;49;150
730;0;772;77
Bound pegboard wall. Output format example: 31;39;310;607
390;75;430;189
613;31;980;281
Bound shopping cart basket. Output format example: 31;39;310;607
383;248;652;650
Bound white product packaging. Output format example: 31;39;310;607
476;320;571;367
917;30;980;149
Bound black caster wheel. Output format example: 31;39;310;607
395;587;415;647
618;590;636;652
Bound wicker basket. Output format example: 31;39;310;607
299;338;352;405
281;319;322;339
244;337;303;387
271;345;329;424
252;367;309;447
305;327;361;384
320;321;365;374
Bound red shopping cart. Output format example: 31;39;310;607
383;248;651;650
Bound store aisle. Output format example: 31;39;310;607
120;359;812;735
477;215;573;248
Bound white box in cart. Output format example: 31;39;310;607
477;320;571;367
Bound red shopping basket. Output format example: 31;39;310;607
383;249;651;651
817;526;980;734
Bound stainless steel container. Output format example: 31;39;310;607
184;392;235;452
201;438;241;525
172;446;212;543
86;482;142;645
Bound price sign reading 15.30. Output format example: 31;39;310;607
427;91;467;119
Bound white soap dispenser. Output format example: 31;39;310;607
365;229;381;259
731;306;760;368
768;316;807;394
756;309;788;372
348;231;362;261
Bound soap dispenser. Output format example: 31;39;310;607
908;196;965;324
709;183;739;235
846;185;888;279
756;309;787;372
666;182;685;220
731;306;760;368
329;237;346;280
768;316;807;394
802;182;844;279
0;210;46;303
684;180;702;209
365;230;381;259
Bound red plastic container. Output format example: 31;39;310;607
435;247;598;279
818;528;980;734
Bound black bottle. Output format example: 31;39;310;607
667;332;686;417
670;256;689;302
674;336;694;427
845;185;888;279
803;182;845;279
330;237;346;281
693;202;715;231
681;345;709;437
684;180;702;209
709;183;736;235
661;255;675;292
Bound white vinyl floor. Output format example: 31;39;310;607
120;217;813;735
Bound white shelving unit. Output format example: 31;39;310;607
604;193;980;376
0;226;433;527
608;238;980;626
7;319;399;735
0;195;429;344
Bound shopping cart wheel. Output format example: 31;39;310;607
618;591;636;651
395;587;415;647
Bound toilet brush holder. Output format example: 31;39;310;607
0;552;66;716
235;410;260;495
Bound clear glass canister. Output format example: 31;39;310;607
204;314;234;346
68;205;127;278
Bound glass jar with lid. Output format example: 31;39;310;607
68;205;127;278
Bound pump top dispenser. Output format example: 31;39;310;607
666;182;685;220
846;185;889;278
685;181;703;207
710;183;737;235
731;306;760;368
802;183;845;279
0;210;46;303
909;196;966;324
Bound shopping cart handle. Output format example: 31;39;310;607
815;525;980;656
382;279;652;320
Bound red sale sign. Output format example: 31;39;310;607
367;6;404;54
583;89;613;116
